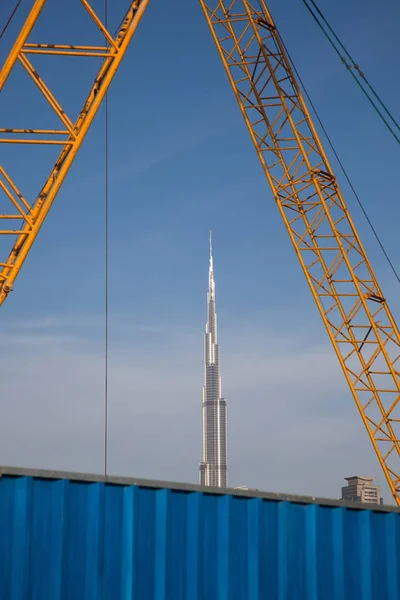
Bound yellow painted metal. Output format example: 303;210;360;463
2;0;399;507
0;0;47;92
0;0;150;304
200;0;400;504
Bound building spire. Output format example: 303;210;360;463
200;230;227;488
208;229;215;298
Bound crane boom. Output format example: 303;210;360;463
200;0;400;504
0;0;149;305
2;0;400;504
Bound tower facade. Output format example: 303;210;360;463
199;232;228;488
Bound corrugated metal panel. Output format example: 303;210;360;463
0;468;399;599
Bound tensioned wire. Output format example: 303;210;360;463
104;0;110;478
3;0;112;474
252;0;400;285
303;0;400;146
0;0;21;38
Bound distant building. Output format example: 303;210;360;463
199;231;227;488
341;476;381;505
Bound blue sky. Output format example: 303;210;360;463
1;0;400;500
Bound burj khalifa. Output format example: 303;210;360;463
199;232;228;488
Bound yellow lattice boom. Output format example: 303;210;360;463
2;0;400;504
0;0;149;305
200;0;400;504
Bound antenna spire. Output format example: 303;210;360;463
209;229;213;268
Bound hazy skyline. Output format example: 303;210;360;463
1;0;400;502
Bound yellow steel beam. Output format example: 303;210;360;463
0;0;47;92
0;0;150;304
200;0;400;504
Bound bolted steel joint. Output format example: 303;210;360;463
3;281;12;294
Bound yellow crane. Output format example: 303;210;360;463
0;0;149;305
1;0;400;505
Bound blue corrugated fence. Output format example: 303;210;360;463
0;469;399;599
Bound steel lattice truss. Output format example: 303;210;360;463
200;0;400;503
0;0;148;305
2;0;400;503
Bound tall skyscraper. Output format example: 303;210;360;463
199;231;228;488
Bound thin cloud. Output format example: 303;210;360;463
0;314;389;501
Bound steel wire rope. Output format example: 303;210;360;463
0;0;21;39
253;0;400;285
104;0;109;478
303;0;400;145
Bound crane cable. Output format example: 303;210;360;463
303;0;400;146
281;36;400;286
254;0;400;286
104;0;109;478
0;0;21;39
